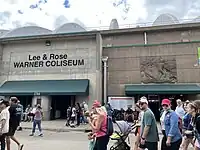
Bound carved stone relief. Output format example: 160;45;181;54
140;56;177;83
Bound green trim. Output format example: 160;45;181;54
103;40;200;49
0;79;89;96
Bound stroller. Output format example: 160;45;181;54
110;120;136;150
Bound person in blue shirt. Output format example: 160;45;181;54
161;99;182;150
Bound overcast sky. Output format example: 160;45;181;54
0;0;200;30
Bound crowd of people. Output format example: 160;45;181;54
0;97;44;150
65;102;89;127
0;95;200;150
0;97;24;150
133;97;200;150
84;97;200;150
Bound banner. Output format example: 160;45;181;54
198;47;200;64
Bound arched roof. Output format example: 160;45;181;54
0;30;9;37
109;19;119;29
54;23;86;34
2;26;52;38
153;13;179;26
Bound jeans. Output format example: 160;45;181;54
32;120;42;133
80;115;86;123
0;134;6;150
77;114;80;126
168;138;182;150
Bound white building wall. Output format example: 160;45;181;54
0;37;102;119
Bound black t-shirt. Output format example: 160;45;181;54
9;104;18;126
195;114;200;134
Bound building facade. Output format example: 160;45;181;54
1;22;200;120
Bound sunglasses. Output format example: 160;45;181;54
139;102;146;106
162;104;169;107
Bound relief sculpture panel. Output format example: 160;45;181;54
140;56;177;83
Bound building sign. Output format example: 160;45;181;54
108;97;135;111
13;53;85;68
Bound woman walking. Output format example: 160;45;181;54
161;99;182;150
87;100;109;150
187;100;200;150
180;102;194;150
29;104;43;137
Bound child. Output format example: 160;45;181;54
87;112;97;150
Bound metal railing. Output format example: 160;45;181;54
84;17;200;31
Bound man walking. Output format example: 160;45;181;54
139;96;159;150
16;100;23;131
0;99;10;150
6;97;23;150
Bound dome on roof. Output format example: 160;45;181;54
109;19;119;29
153;13;179;26
2;26;52;38
54;23;86;34
0;30;9;37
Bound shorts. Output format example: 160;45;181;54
135;126;141;136
195;140;200;148
5;125;18;136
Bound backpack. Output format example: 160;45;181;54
178;116;183;133
101;115;114;136
106;115;114;136
194;115;200;143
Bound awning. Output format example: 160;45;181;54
0;79;89;96
125;84;200;95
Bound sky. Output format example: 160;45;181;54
0;0;200;30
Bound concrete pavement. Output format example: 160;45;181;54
12;129;144;150
21;120;162;133
13;129;194;150
21;120;88;132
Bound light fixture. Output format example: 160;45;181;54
45;40;51;46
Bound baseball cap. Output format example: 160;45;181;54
10;97;18;103
139;96;148;104
92;100;101;108
162;99;171;106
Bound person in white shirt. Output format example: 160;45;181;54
71;106;76;126
83;102;89;112
175;99;185;119
0;99;10;150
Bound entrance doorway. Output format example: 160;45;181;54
50;95;75;120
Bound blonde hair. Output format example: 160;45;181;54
95;107;107;115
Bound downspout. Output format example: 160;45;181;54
144;32;147;44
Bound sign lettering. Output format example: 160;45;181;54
13;53;85;68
